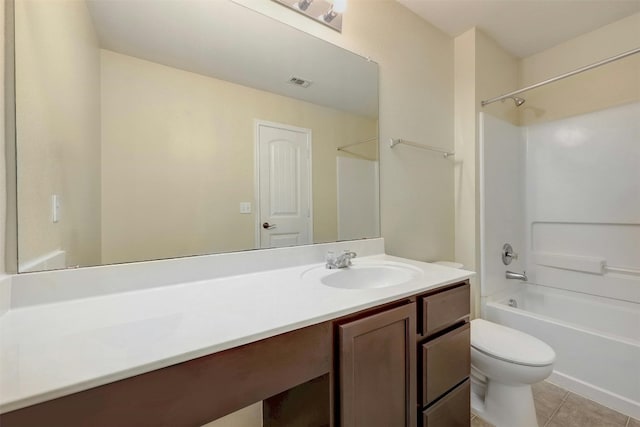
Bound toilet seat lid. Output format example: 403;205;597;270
471;319;555;367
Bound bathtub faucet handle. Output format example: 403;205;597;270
502;243;519;265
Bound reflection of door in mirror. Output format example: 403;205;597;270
257;122;312;249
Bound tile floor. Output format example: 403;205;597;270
471;381;640;427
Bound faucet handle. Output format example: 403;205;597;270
326;251;342;269
502;243;518;265
343;250;356;265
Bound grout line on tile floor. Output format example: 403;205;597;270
542;390;570;427
625;416;630;427
543;412;554;427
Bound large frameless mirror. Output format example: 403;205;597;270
12;0;379;272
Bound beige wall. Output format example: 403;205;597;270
454;28;520;317
476;32;521;126
234;0;456;263
15;0;101;269
453;29;476;312
101;50;377;264
520;13;640;125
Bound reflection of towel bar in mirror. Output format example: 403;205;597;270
337;137;378;161
389;138;454;158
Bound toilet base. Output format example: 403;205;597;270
471;379;538;427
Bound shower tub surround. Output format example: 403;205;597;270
480;102;640;419
0;238;474;423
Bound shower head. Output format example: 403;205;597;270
512;96;526;106
501;96;526;107
482;94;526;107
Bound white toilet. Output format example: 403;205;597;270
432;260;556;426
470;319;555;427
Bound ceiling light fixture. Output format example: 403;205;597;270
323;0;347;23
296;0;313;11
273;0;346;33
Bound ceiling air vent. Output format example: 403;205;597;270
288;76;312;88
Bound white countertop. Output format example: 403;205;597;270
0;254;473;413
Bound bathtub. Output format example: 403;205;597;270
484;284;640;419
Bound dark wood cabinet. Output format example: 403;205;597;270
337;303;417;427
422;379;470;427
417;282;471;427
421;322;471;406
420;284;470;337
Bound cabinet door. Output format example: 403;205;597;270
338;303;416;427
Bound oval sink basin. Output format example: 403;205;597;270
302;261;422;289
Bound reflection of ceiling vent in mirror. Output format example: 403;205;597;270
288;76;312;88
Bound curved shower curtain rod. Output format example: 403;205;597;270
481;47;640;107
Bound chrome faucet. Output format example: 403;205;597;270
505;270;527;281
326;250;357;269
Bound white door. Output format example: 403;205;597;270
256;121;312;248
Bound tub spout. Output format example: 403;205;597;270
506;270;527;281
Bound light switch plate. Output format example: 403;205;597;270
240;202;252;214
52;194;60;223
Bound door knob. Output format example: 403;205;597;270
262;222;276;230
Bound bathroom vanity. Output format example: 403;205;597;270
0;246;471;427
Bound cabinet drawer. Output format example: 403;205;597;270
421;322;470;406
422;379;470;427
421;283;469;336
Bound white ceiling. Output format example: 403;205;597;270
86;0;378;118
397;0;640;58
